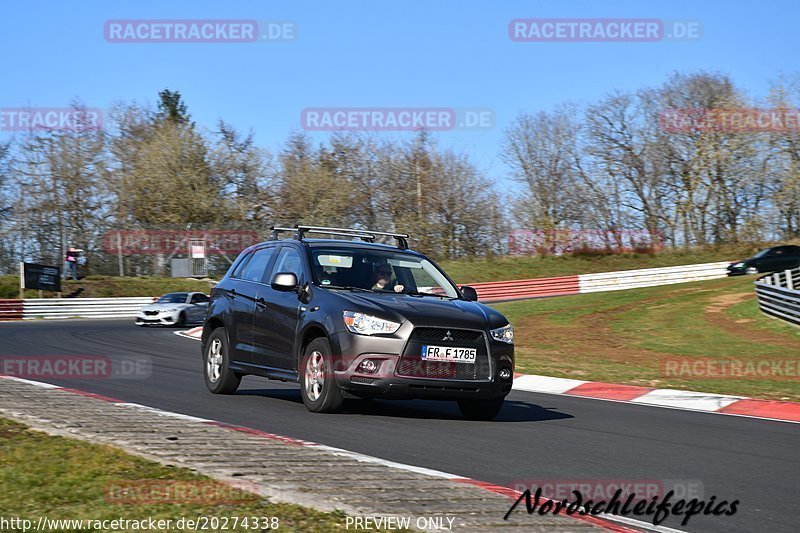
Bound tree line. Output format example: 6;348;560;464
0;70;798;277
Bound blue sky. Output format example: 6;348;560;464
2;0;798;181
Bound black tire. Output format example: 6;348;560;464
457;398;505;421
177;311;187;327
203;328;241;394
300;337;343;413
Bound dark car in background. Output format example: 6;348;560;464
727;245;800;276
200;225;515;420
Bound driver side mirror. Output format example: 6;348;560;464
271;272;298;291
460;285;478;302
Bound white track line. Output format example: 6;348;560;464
513;375;588;394
631;389;742;411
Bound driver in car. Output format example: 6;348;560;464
372;262;404;293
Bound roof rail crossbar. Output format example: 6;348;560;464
270;225;409;249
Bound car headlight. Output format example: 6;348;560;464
733;262;745;268
343;311;401;335
490;324;514;344
162;308;178;313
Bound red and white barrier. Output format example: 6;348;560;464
512;373;800;424
470;261;730;302
0;299;23;321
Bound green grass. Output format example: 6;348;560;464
492;276;800;401
0;418;398;532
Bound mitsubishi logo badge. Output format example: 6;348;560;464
443;330;454;342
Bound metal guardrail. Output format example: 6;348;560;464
21;297;155;320
0;261;748;318
470;261;730;303
754;268;800;326
578;261;731;293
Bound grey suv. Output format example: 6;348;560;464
201;225;515;420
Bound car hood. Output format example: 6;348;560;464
140;303;186;311
331;291;508;330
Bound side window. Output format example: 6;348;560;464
190;293;209;304
272;247;305;283
231;252;253;279
240;247;276;283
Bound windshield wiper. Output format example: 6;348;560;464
402;291;456;299
322;285;375;293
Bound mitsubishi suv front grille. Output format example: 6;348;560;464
396;327;491;381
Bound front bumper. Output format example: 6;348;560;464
726;266;748;276
328;326;514;401
135;312;179;325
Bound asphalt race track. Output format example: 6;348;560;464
1;319;796;533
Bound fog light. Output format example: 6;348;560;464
356;359;380;374
498;368;512;381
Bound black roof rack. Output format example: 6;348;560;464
270;225;409;250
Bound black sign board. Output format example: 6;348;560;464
22;263;61;292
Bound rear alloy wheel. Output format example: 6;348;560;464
204;328;241;394
300;338;343;413
457;398;505;421
745;266;759;275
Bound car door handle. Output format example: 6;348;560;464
255;298;268;309
225;289;237;299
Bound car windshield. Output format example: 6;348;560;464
310;247;460;298
157;293;188;304
752;249;772;259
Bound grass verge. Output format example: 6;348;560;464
492;276;800;401
0;418;398;532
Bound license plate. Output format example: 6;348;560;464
421;345;476;363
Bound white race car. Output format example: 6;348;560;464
135;292;209;327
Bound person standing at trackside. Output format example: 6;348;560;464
63;246;83;281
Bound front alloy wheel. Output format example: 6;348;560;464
300;338;343;413
204;328;241;394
